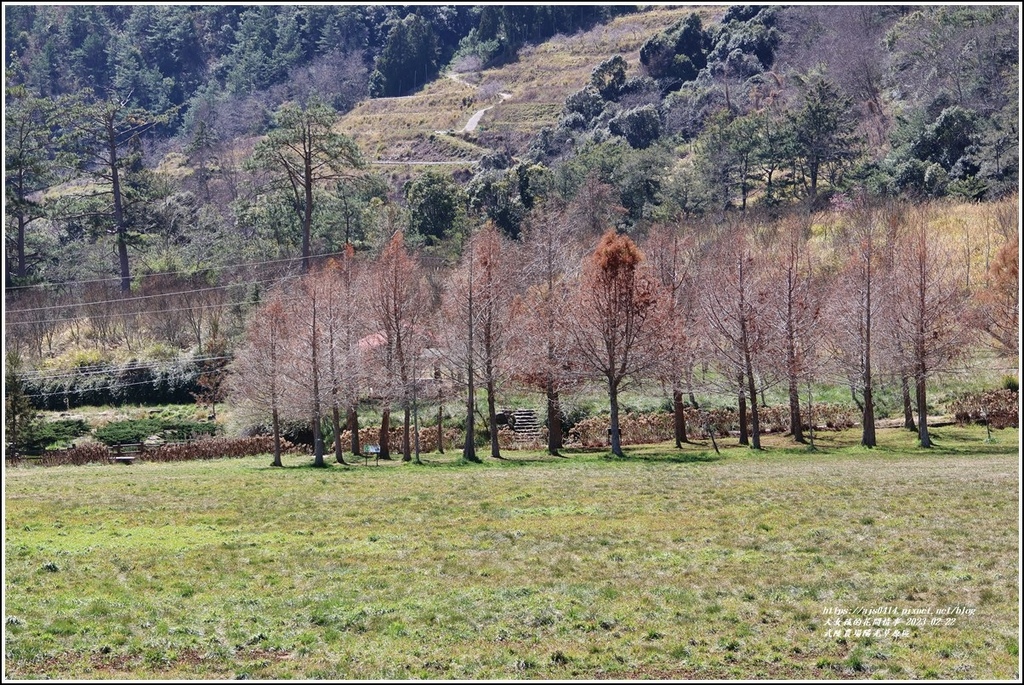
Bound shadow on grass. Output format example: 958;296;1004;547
624;451;723;464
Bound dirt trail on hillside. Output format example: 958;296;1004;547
460;92;511;133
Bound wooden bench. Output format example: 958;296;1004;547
109;444;141;465
363;444;380;466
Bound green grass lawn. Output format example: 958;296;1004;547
3;426;1019;679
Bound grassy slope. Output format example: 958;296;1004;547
4;425;1018;679
337;6;718;171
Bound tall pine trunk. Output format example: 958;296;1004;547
916;364;931;448
487;376;500;458
861;259;877;448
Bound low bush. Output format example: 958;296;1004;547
19;419;90;451
143;437;301;462
566;404;860;447
94;418;217;446
950;389;1019;429
38;443;109;467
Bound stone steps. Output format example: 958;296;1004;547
508;408;541;441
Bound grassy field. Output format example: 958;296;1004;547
3;425;1019;679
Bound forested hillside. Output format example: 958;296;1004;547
3;5;1019;456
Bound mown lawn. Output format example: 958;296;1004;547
3;426;1019;679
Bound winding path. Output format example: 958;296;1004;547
460;92;512;133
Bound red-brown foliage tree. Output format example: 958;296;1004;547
885;205;973;447
369;232;429;463
567;230;663;457
516;201;582;455
700;226;770;450
644;222;699;447
227;294;290;466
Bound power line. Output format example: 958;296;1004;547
18;355;234;382
22;376;211;399
5;276;286;315
5;289;307;328
3;248;356;292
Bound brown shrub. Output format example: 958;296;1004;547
951;389;1019;429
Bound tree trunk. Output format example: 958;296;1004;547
785;276;804;442
463;273;480;463
301;151;313;273
402;403;412;461
271;407;282;467
347;405;361;456
312;414;325;467
437;405;445;454
916;364;931;448
738;373;749;446
487;376;500;459
901;374;917;431
788;376;804;443
673;385;687;448
861;258;877;448
332;405;347;464
379;408;391;460
16;216;27;280
310;305;325;467
436;365;445;454
463;367;477;461
746;357;762;450
107;121;131;294
609;377;623;457
547;380;562;456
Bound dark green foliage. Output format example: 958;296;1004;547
640;13;711;86
22;359;204;410
564;86;606;125
19;419;89;452
404;171;467;243
94;418;217;446
468;162;549;238
790;76;861;202
591;56;628;101
5;351;39;454
609;105;662;150
370;13;441;97
93;419;165;445
707;6;779;77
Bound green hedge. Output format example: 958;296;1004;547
93;419;217;446
24;359;204;410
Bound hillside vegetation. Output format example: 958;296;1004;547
3;5;1019;458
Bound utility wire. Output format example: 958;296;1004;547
18;355;234;381
5;288;307;328
3;248;355;292
5;275;287;315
